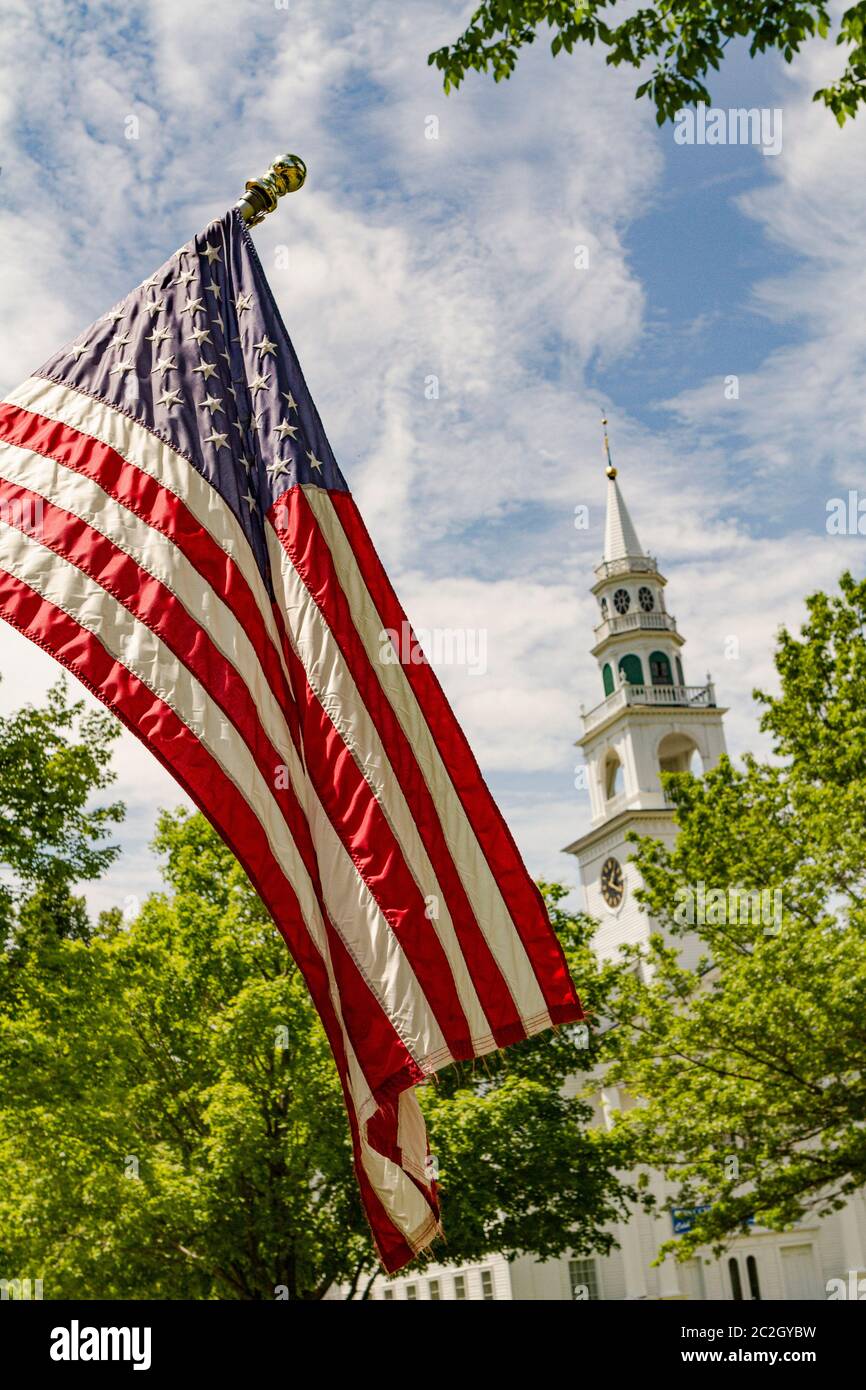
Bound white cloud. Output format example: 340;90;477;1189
663;38;866;491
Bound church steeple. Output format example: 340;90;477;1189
565;424;728;962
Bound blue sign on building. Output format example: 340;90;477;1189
670;1205;712;1235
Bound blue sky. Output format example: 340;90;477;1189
1;0;864;916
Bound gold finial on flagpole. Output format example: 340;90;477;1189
602;416;617;479
236;154;307;226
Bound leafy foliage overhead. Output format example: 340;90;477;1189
429;2;866;126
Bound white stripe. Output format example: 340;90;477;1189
293;489;552;1028
351;1052;438;1247
0;518;451;1071
2;376;293;695
265;519;497;1051
0;437;300;775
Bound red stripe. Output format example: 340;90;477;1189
0;468;477;1075
0;562;432;1270
0;401;302;754
329;490;583;1025
280;632;475;1062
0;473;320;887
270;488;529;1047
0;480;423;1100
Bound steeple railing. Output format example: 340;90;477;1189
594;554;658;581
593;611;677;642
581;680;717;735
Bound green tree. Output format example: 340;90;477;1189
595;571;866;1256
0;811;631;1299
0;678;123;943
429;1;866;127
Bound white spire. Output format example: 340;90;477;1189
600;417;645;562
603;475;644;561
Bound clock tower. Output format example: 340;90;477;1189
565;425;728;963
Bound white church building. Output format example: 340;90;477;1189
360;445;866;1302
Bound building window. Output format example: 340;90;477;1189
480;1269;494;1301
600;596;608;617
638;586;654;612
728;1257;744;1301
428;1279;440;1301
746;1255;762;1301
675;656;684;686
405;1283;417;1300
569;1258;600;1301
382;1287;395;1300
604;756;624;800
618;653;643;686
649;650;673;685
613;588;630;615
453;1274;467;1300
602;662;615;697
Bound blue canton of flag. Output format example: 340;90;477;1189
40;212;346;584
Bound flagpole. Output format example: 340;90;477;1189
235;154;307;226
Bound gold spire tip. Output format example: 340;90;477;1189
602;415;617;479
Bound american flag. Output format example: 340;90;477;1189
0;208;582;1272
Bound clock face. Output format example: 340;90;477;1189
638;586;654;612
600;856;624;909
613;588;630;615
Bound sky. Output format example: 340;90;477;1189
1;0;865;917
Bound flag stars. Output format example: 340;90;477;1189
140;273;160;291
151;355;177;379
202;242;222;265
174;267;196;288
204;428;230;451
267;457;292;482
249;372;270;397
253;334;277;358
158;388;184;409
232;413;262;437
282;391;298;412
193;359;218;381
198;393;224;416
190;326;212;347
105;307;127;324
110;331;132;350
66;342;88;360
233;293;253;314
146;326;171;347
205;278;222;302
242;489;258;512
109;358;135;378
181;297;206;318
274;420;298;441
144;297;167;318
306;449;324;473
